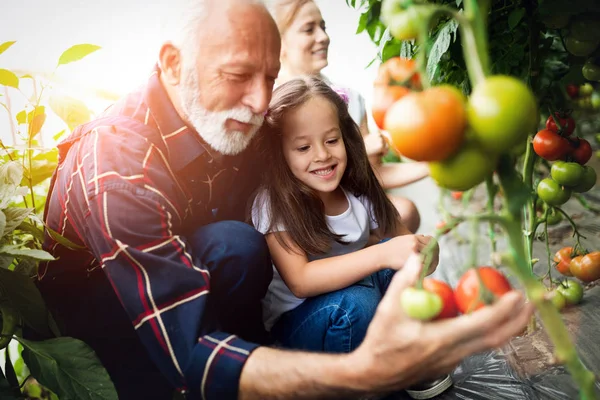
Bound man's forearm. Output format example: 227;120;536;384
239;347;372;400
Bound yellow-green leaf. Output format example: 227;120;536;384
48;94;92;130
16;110;26;124
57;44;101;66
0;41;16;56
0;69;19;88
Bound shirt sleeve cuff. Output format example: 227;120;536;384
185;332;260;400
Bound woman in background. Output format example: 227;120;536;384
269;0;430;233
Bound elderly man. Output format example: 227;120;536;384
37;0;533;399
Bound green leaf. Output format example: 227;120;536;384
508;8;526;31
45;225;85;250
53;129;67;141
0;69;19;89
14;259;37;277
17;221;45;243
356;11;369;34
15;110;26;124
0;245;55;261
0;41;16;56
57;44;101;66
26;158;57;186
4;349;20;395
20;337;118;400
0;267;51;336
3;207;34;237
427;20;458;81
400;40;413;58
0;256;13;269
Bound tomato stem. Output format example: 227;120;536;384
542;207;554;288
485;176;498;257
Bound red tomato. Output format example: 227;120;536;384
454;267;512;314
435;221;451;234
566;84;579;99
532;129;571;161
546;113;576;136
451;191;463;200
570;252;600;282
554;246;574;276
570;138;592;165
423;278;458;319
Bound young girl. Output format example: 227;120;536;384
251;76;439;353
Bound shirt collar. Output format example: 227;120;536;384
143;65;214;172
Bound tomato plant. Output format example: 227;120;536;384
384;85;467;161
537;178;572;206
557;280;584;306
428;141;497;191
466;76;538;154
533;129;571;161
570;252;600;282
554;247;575;276
551;161;584;187
423;278;458;319
454;267;512;314
546;113;575;136
400;287;443;320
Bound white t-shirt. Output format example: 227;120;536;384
251;188;379;331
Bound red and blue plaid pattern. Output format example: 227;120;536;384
41;66;262;399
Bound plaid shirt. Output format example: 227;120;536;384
41;67;263;399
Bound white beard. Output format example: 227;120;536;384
179;67;264;156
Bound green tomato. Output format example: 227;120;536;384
556;280;584;305
565;37;600;57
582;60;600;82
572;165;597;193
429;141;498;191
568;15;600;41
551;161;585;187
549;289;567;310
591;92;600;109
580;83;594;96
578;97;592;109
400;287;443;321
546;207;563;226
537;178;572;206
384;6;437;41
595;134;600;145
467;76;538;154
541;14;570;29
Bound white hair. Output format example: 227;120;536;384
160;0;267;59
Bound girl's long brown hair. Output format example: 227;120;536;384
253;76;399;255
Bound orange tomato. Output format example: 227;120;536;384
554;246;574;276
423;278;458;319
384;86;467;162
372;57;421;129
570;252;600;282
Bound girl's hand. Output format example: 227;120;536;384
363;132;388;157
381;235;439;274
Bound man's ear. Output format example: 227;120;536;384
159;42;182;86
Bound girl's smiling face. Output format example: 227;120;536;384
281;95;347;198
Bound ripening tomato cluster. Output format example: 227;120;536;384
373;56;538;192
533;113;597;206
400;267;512;321
554;247;600;283
566;83;600;110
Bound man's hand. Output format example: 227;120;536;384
349;252;534;396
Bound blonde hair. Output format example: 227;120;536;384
268;0;313;34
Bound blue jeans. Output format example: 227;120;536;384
33;220;272;399
271;268;395;353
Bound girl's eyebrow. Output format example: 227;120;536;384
292;127;339;141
